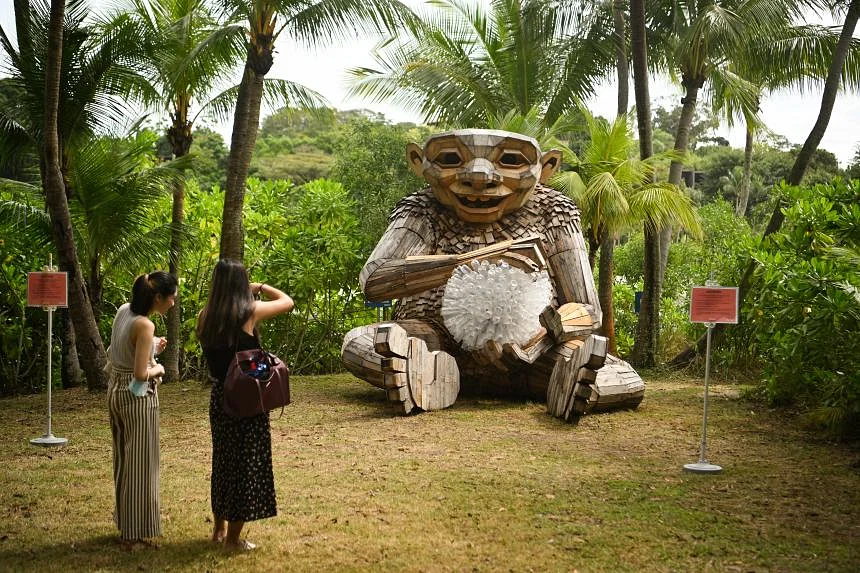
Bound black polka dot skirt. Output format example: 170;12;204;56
209;381;277;522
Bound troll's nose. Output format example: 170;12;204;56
455;158;503;190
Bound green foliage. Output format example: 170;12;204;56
188;127;228;192
0;236;51;395
652;105;720;152
330;118;429;252
251;150;334;184
614;200;755;360
261;107;338;141
610;277;638;357
249;109;408;185
262;179;369;373
694;142;846;221
746;180;860;437
179;177;372;376
847;145;860;181
798;148;843;187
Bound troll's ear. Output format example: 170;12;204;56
406;143;425;178
539;149;562;183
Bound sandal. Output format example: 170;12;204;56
120;538;158;551
224;539;257;551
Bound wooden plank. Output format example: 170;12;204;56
539;306;564;341
375;323;409;358
381;356;407;373
406;337;430;410
586;336;608;370
383;372;407;390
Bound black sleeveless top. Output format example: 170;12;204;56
203;330;260;383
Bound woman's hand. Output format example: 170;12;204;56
154;336;167;355
151;363;166;378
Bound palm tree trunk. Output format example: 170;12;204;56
630;0;651;163
599;1;628;355
587;228;600;270
60;309;83;388
164;178;185;382
597;228;616;354
736;124;753;217
220;64;266;262
87;257;103;325
42;0;107;390
670;0;860;367
661;75;701;284
629;0;659;367
613;1;629;116
164;102;195;383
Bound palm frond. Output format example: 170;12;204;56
628;182;703;238
284;0;418;47
708;64;764;129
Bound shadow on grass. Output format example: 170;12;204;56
0;534;225;572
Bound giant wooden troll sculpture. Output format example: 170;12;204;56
342;129;644;421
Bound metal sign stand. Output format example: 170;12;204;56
30;256;68;448
684;276;721;474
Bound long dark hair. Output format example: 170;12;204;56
130;271;177;315
197;259;255;349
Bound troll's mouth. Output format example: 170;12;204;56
455;194;507;209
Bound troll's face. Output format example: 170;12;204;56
407;129;561;224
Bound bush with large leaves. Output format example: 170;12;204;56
181;177;370;377
747;180;860;438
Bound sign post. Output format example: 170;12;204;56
27;256;69;447
684;275;738;474
365;299;392;322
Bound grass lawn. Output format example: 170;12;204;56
0;371;857;572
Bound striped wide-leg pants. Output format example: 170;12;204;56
107;369;161;540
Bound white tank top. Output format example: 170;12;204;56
107;303;150;370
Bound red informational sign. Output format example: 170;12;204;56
27;272;68;308
690;286;738;324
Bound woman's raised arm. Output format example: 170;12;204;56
250;282;294;324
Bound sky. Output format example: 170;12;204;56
1;2;859;166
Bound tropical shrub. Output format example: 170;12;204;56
330;118;429;253
746;181;860;437
610;277;638;357
0;243;52;394
180;177;372;378
260;179;369;374
614;199;755;361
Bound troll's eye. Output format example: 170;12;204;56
432;150;463;167
498;151;530;168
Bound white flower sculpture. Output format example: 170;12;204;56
441;260;552;351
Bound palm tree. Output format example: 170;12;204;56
347;0;616;129
1;0;148;389
42;0;99;389
2;133;190;324
552;109;701;353
628;0;660;366
645;0;805;282
216;0;416;261
712;20;860;217
671;0;860;365
107;0;245;381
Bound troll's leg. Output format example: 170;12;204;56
342;321;459;414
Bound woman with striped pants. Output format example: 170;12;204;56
106;271;177;549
